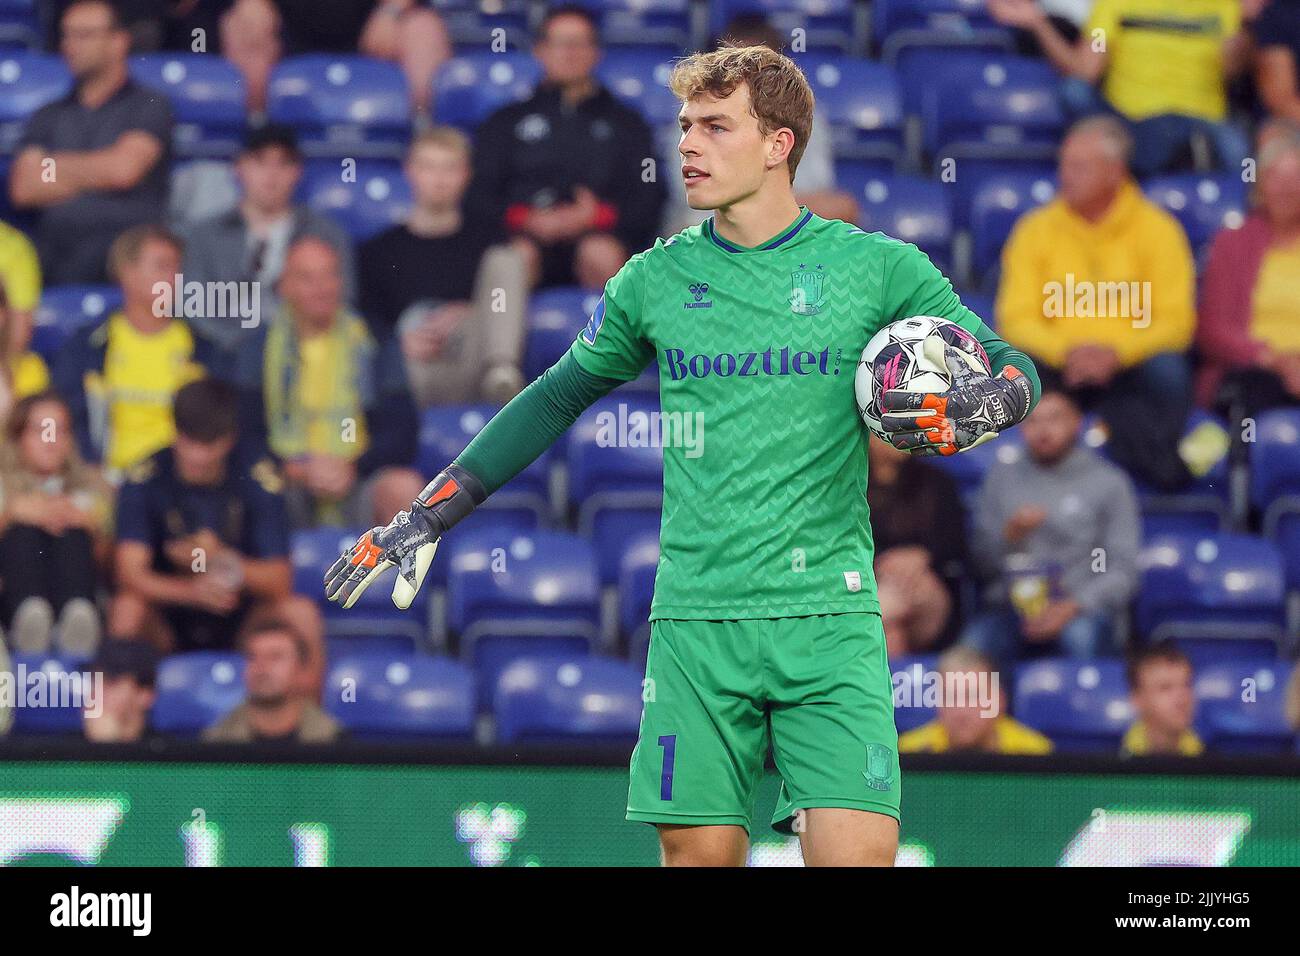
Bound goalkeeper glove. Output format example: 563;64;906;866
323;464;486;609
879;334;1033;456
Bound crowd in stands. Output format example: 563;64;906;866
0;0;1298;755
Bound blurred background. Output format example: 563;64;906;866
0;0;1298;866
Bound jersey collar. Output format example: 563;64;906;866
705;205;814;254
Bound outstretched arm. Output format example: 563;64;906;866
323;352;625;607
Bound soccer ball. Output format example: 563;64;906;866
855;316;991;441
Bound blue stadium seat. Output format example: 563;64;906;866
968;170;1057;276
837;169;954;273
618;531;659;659
9;653;91;734
433;0;531;48
959;291;995;326
290;527;429;642
417;404;552;530
565;394;664;536
890;654;940;733
1194;662;1295;755
296;158;411;241
1136;533;1287;651
152;651;245;735
493;654;644;743
1252;409;1300;521
432;52;540;131
324;652;475;740
1252;410;1300;599
445;529;601;646
524;286;602;380
714;0;858;53
596;48;682;127
0;52;71;152
1142;173;1247;257
798;54;902;165
1013;659;1132;752
0;0;38;49
592;507;660;588
30;285;122;359
268;55;411;157
876;1;1013;68
570;0;691;48
922;56;1063;162
325;634;417;658
130;54;246;157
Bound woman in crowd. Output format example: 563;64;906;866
0;390;112;655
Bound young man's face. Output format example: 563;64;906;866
61;2;125;80
405;142;470;209
678;83;780;210
83;675;155;743
1132;659;1196;737
237;145;302;214
279;240;343;329
174;432;236;486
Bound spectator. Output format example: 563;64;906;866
358;128;527;406
220;0;451;115
467;4;666;291
1255;0;1300;125
1286;661;1300;733
0;221;43;404
230;236;422;528
997;116;1197;490
1120;640;1204;756
0;279;48;422
659;15;860;235
202;617;341;744
52;224;212;474
9;0;173;285
180;124;355;355
1197;121;1300;417
989;0;1250;175
0;391;111;655
962;386;1140;662
898;646;1054;754
867;434;971;656
82;639;161;744
108;378;301;662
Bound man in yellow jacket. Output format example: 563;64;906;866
996;115;1198;490
898;646;1054;755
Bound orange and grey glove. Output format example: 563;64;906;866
323;464;486;609
879;335;1032;456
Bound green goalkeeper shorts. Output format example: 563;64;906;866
626;612;900;834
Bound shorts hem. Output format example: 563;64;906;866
771;797;901;834
648;603;882;622
626;809;752;833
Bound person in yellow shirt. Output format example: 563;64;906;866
997;116;1198;490
988;0;1250;175
1120;640;1204;757
50;224;212;477
898;646;1055;755
0;222;48;417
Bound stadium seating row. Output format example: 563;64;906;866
9;649;1295;755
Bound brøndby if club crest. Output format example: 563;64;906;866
864;743;894;791
790;263;827;316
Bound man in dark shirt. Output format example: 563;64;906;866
359;127;526;406
466;4;666;291
9;0;173;285
109;377;294;656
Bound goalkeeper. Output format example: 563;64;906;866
326;43;1038;866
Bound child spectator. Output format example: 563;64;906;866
1121;640;1204;756
82;639;161;744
